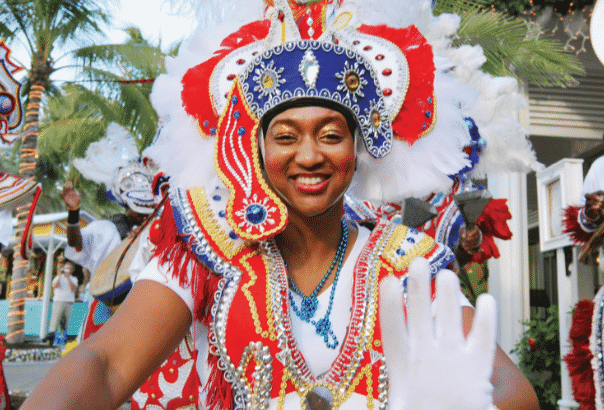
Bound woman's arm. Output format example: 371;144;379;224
21;279;192;410
462;307;539;410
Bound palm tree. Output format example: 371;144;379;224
0;0;109;344
74;27;178;149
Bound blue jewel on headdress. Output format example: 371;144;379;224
0;95;13;114
238;127;246;136
397;248;406;256
231;96;238;104
203;120;209;127
229;231;239;240
213;195;221;201
210;128;217;135
234;111;241;120
426;111;432;118
407;237;415;244
422;122;427;130
428;97;433;104
246;204;267;225
219;210;225;218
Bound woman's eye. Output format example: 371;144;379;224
274;134;295;142
321;134;343;143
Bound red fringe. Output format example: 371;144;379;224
181;20;271;136
357;24;435;147
565;299;596;410
151;201;221;326
151;201;233;410
472;198;513;264
564;206;593;245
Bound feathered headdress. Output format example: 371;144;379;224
145;0;539;242
73;122;155;215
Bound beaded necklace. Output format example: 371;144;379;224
286;219;349;349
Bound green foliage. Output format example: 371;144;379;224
434;0;585;87
71;27;169;149
0;0;110;94
34;83;124;218
458;261;489;306
510;305;561;410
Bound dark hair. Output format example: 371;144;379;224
261;98;358;136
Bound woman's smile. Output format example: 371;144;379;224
292;174;330;193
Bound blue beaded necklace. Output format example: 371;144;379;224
286;220;349;349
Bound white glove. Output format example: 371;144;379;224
379;258;497;410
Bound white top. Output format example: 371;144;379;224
52;275;78;302
65;220;122;275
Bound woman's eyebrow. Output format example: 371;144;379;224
269;115;347;132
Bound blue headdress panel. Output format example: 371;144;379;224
241;41;393;158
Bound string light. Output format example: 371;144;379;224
524;4;593;55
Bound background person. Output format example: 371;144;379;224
43;260;78;345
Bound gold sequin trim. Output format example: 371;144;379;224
187;186;246;259
381;225;435;272
240;250;267;336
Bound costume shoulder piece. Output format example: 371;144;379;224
169;181;453;280
376;221;454;280
169;183;254;274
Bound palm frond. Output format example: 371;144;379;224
434;0;585;87
74;43;165;77
118;84;159;150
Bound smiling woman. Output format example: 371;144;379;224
21;1;539;409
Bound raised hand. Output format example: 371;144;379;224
379;258;497;410
61;181;81;211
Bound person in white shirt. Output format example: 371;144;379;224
44;260;78;344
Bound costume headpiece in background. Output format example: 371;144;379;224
0;40;23;144
0;42;41;258
145;0;540;243
73;122;156;215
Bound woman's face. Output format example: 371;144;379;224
263;105;355;218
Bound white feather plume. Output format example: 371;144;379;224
72;122;139;186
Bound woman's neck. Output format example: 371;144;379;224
276;202;357;296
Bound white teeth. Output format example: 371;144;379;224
297;176;324;185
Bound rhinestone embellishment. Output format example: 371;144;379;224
253;60;286;99
299;49;320;89
336;61;368;103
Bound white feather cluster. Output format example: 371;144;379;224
73;122;139;186
416;5;543;177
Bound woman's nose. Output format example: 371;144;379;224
295;137;323;166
